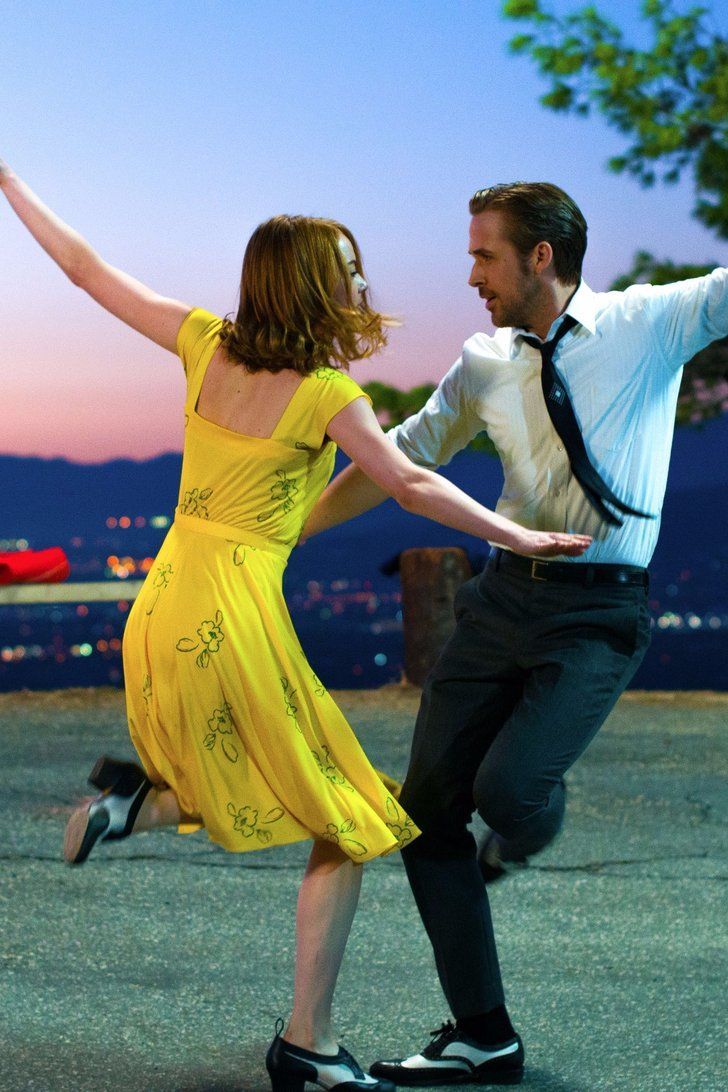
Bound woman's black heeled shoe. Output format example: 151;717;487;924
63;755;153;866
266;1020;395;1091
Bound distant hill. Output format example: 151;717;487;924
0;453;182;544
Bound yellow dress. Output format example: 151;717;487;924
122;308;419;861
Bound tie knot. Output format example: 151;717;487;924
522;313;578;355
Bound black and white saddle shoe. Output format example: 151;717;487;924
266;1020;395;1091
477;830;528;885
369;1020;524;1086
63;756;153;866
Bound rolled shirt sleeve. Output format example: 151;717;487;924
388;354;486;469
628;266;728;374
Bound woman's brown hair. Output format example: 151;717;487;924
219;215;393;375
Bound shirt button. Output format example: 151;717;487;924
556;445;564;452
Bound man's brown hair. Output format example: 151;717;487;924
469;182;587;284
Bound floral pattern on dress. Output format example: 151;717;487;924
314;368;344;382
227;802;284;845
176;610;225;669
280;676;302;732
322;818;368;856
145;562;174;616
257;470;299;523
385;796;416;848
179;487;213;519
312;672;326;697
311;744;354;792
142;674;152;714
233;543;257;567
203;700;239;763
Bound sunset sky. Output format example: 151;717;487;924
3;0;727;463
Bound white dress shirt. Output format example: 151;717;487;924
390;271;728;566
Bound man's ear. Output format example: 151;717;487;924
533;241;554;274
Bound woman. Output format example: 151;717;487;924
0;159;591;1091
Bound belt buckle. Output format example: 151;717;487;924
530;560;548;582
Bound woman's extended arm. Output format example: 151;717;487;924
0;160;190;352
315;397;592;558
302;460;388;538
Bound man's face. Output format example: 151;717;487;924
468;209;541;329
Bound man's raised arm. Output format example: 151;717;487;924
643;265;728;371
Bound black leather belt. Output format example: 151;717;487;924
488;548;649;588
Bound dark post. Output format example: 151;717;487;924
399;547;472;686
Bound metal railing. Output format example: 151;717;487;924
0;581;144;605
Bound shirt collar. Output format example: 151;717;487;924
509;279;597;355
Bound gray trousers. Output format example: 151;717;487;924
399;560;651;1015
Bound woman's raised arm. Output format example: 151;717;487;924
0;160;190;352
319;397;593;559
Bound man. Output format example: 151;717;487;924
304;182;728;1085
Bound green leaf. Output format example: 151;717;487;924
550;53;585;75
502;0;541;18
508;32;535;54
541;84;574;110
264;808;285;823
175;637;199;652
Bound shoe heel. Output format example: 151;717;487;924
269;1077;306;1092
482;1070;523;1086
88;755;122;791
89;756;149;798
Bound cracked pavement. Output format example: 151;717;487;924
0;687;726;1092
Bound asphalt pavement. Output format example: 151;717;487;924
0;686;726;1092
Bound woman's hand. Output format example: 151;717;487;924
507;528;593;558
0;159;13;185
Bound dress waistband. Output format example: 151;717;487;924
173;513;292;560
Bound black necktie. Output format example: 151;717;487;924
521;315;653;527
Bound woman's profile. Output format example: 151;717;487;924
0;159;591;1091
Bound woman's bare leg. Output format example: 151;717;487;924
285;839;364;1054
133;787;181;831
